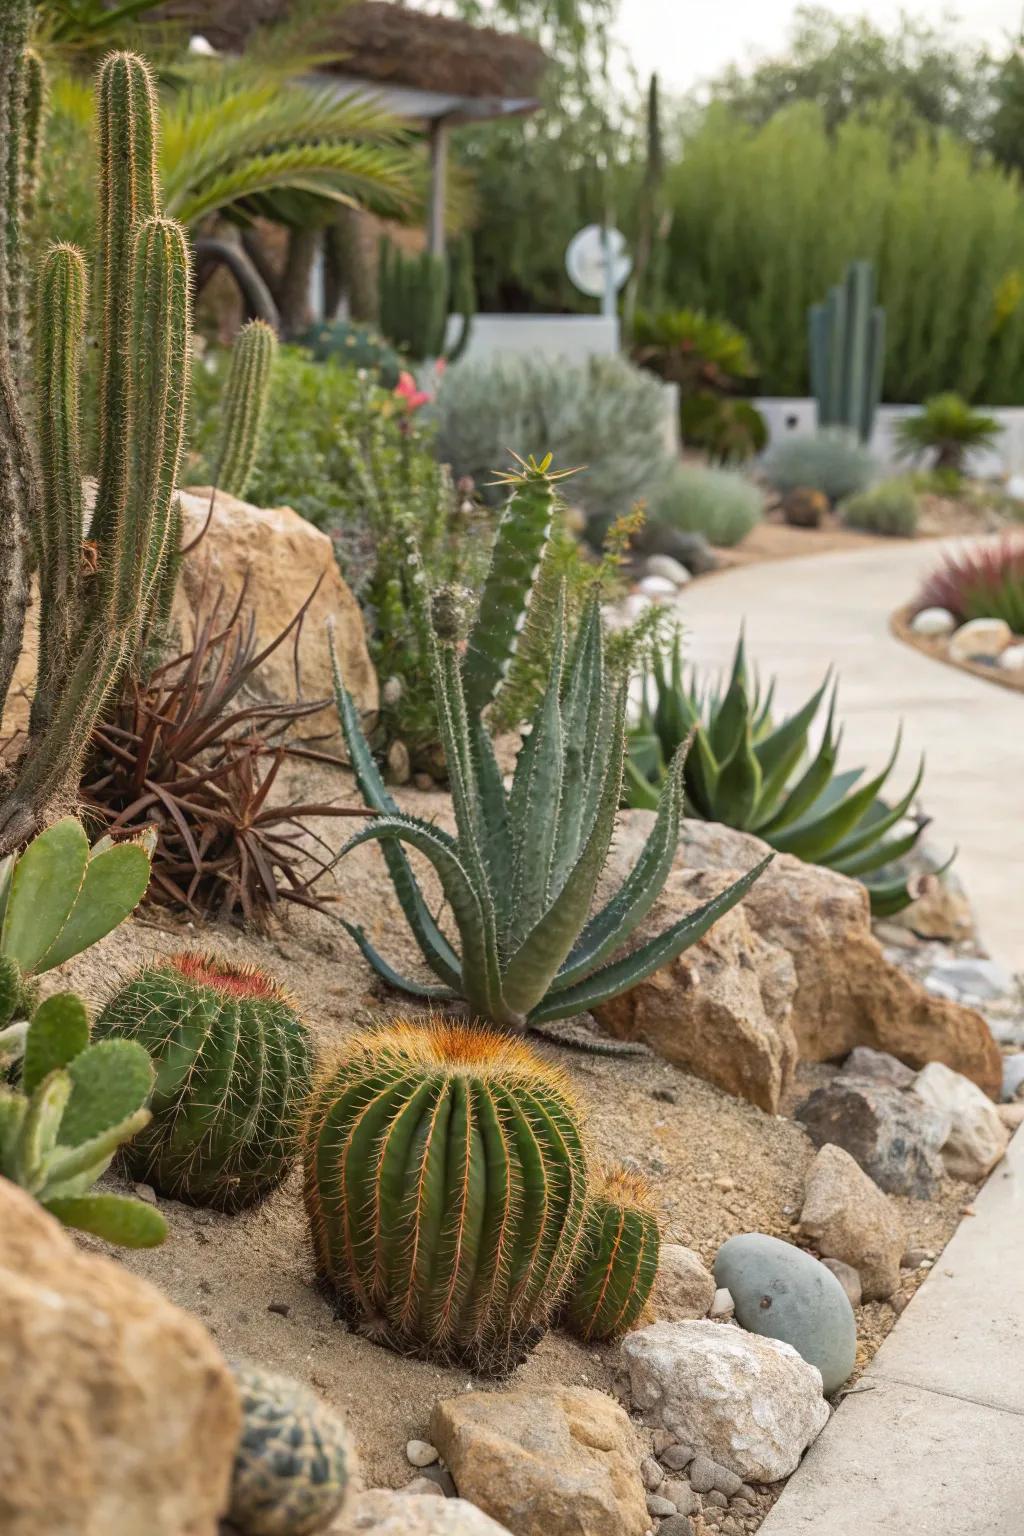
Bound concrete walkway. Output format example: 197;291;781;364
759;1125;1024;1535
677;536;1023;971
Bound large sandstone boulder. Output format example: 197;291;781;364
0;1178;240;1536
594;867;799;1113
178;488;377;738
601;815;1001;1097
620;1319;829;1483
430;1387;648;1536
797;1144;906;1301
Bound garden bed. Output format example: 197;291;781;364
891;602;1024;696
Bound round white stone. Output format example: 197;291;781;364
998;641;1024;671
406;1439;440;1468
911;606;956;638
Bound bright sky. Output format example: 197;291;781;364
611;0;1022;94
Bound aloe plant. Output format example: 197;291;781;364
626;631;935;916
0;990;165;1247
332;458;769;1029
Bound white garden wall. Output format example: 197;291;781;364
446;312;620;365
757;398;1024;478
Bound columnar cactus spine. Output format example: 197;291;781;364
95;952;314;1212
562;1167;661;1342
303;1018;590;1370
215;318;278;498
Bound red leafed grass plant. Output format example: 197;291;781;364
914;537;1024;632
80;582;367;925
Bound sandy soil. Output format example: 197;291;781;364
55;761;974;1497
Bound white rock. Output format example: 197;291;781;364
337;1490;512;1534
406;1440;440;1468
999;642;1024;671
913;1061;1010;1180
651;1244;717;1321
621;592;653;623
643;554;693;589
637;574;679;599
619;1319;829;1483
924;954;1012;1003
1003;1054;1024;1101
911;606;956;638
709;1287;735;1320
948;617;1013;662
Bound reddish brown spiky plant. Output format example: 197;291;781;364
562;1165;661;1342
915;537;1024;631
302;1016;590;1372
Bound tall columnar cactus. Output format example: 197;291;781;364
303;1017;590;1370
94;952;314;1211
0;25;191;847
0;990;166;1247
378;237;473;363
331;458;771;1029
215;319;278;499
808;260;886;444
562;1167;661;1342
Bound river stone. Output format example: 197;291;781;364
948;617;1012;662
794;1077;951;1197
910;607;955;637
713;1233;856;1395
797;1144;905;1301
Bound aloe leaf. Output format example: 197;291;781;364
713;722;763;829
753;673;829;790
623;752;663;810
1;819;89;975
43;1193;168;1248
754;707;843;835
35;842;151;973
551;597;604;883
684;725;721;818
826;756;925;863
22;993;90;1095
468;716;514;937
652;633;695;760
340;819;505;1024
529;854;773;1023
510;593;567;938
862;873;917;917
331;639;461;987
707;636;749;761
335;919;460;1001
61;1039;154;1148
463;457;556;714
829;821;925;879
770;734;904;862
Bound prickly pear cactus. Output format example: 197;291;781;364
562;1166;661;1342
227;1362;354;1536
94;952;313;1211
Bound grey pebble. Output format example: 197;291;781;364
415;1465;456;1498
646;1493;677;1517
688;1455;718;1494
658;1519;695;1536
706;1490;729;1509
713;1465;743;1498
660;1443;696;1472
401;1477;445;1499
652;1428;677;1456
662;1480;698;1515
641;1455;663;1490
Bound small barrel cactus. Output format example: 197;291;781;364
94;952;313;1211
562;1166;661;1342
227;1362;354;1536
303;1016;590;1371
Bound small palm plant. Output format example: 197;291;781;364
331;458;769;1030
895;393;1000;477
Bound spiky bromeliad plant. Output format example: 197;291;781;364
625;631;934;916
94;952;313;1212
0;20;190;848
562;1166;661;1343
913;537;1024;632
0;990;165;1248
302;1016;590;1370
332;456;770;1030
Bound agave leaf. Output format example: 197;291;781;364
713;721;763;829
753;703;843;834
468;715;514;935
771;734;904;862
829;821;925;879
861;872;917;917
684;725;721;818
753;674;829;791
35;842;151;973
22;994;90;1096
1;819;89;976
652;633;693;759
335;918;461;1001
529;855;773;1023
551;597;604;884
707;636;749;761
510;593;567;940
0;854;13;929
433;640;491;886
43;1193;168;1248
825;756;925;864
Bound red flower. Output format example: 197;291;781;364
394;370;431;412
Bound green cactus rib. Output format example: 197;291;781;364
809;260;885;444
1;6;31;362
95;952;314;1211
563;1170;661;1342
303;1018;590;1371
215;318;278;499
626;630;931;914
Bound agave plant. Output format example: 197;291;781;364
331;458;769;1030
914;537;1024;632
625;631;935;916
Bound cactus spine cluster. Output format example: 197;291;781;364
95;952;313;1212
0;13;191;848
808;260;886;444
215;318;278;499
303;1017;589;1370
378;236;474;363
563;1167;661;1342
227;1361;354;1536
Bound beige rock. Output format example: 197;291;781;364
0;1178;239;1536
593;867;798;1113
430;1386;648;1536
913;1061;1010;1180
602;816;1001;1097
336;1490;512;1534
178;487;378;738
999;1102;1024;1131
652;1244;717;1322
820;1257;863;1308
948;617;1012;662
798;1144;905;1300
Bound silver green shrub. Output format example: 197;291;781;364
647;461;763;547
763;427;876;503
841;478;918;536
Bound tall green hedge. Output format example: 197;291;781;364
664;103;1024;404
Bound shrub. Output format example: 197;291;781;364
647;462;763;547
894;393;1001;476
434;353;671;525
841;478;919;537
304;1017;590;1370
678;395;768;465
95;953;313;1211
763;428;876;503
632;307;757;393
562;1167;661;1343
914;539;1024;630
